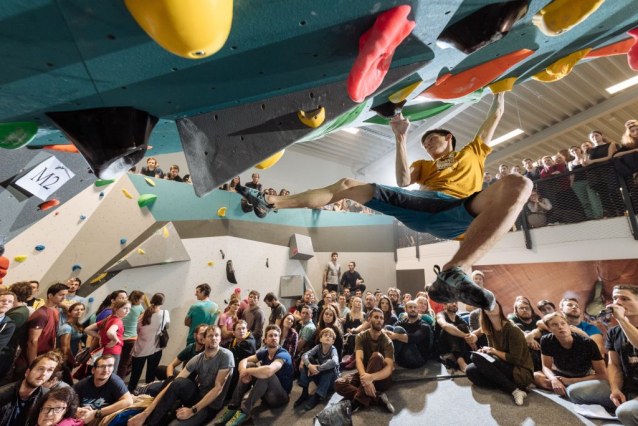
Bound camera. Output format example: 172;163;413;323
599;308;613;323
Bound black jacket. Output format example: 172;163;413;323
226;333;257;365
0;380;47;426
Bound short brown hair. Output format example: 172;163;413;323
205;325;221;337
537;300;555;310
614;284;638;296
542;312;567;327
265;324;281;337
9;282;32;302
94;354;115;368
249;290;260;299
319;328;336;340
559;298;579;309
233;320;248;331
421;128;456;150
29;351;61;370
263;292;277;302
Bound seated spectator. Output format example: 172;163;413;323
567;285;638;426
245;173;262;192
373;291;382;303
312;306;343;362
43;369;70;391
129;326;233;426
140;157;164;179
378;296;398;327
264;293;286;328
164;165;183;182
337;294;350;322
435;302;473;372
343;288;351;304
73;355;132;423
533;313;607;400
0;352;59;426
279;314;298;360
537;300;556;316
85;300;131;373
402;293;412;305
508;296;543;371
334;308;395;413
363;293;376;315
294;328;339;410
292;290;318;326
425;284;445;314
383;300;431;369
296;305;317;366
219;299;239;347
526;189;552;228
342;297;365;361
30;387;82;426
387;288;403;316
413;296;435;326
156;324;207;383
466;301;534;406
215;325;293;425
221;177;240;192
0;291;15;355
557;298;604;356
225;321;257;400
316;289;330;313
242;291;265;345
354;289;363;299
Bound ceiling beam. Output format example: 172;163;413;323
486;84;638;166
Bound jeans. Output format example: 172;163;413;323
334;352;392;407
128;350;163;392
567;380;638;426
117;339;136;378
299;368;336;398
572;180;603;220
466;352;518;394
147;378;198;425
230;374;289;414
383;325;428;369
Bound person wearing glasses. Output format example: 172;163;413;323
31;387;83;426
72;355;132;424
507;296;543;372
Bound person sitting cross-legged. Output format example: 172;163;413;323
383;300;431;369
215;324;294;426
127;326;234;426
435;302;474;373
294;328;339;410
334;308;395;413
533;313;607;400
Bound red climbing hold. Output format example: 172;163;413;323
39;199;60;211
347;5;416;103
628;28;638;71
586;38;634;59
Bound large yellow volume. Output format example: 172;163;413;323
532;48;591;82
255;150;285;170
533;0;605;36
125;0;233;59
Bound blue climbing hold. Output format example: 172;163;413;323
120;238;127;244
99;192;104;197
88;297;94;302
35;245;45;251
80;215;86;220
72;264;82;271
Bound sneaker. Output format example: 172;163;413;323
379;393;395;414
431;265;496;310
236;184;273;218
294;392;310;408
304;394;321;410
214;407;237;425
225;410;249;426
512;388;527;406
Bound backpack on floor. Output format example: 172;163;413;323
314;400;353;426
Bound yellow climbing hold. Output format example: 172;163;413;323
532;48;591;82
217;207;227;217
125;0;234;59
137;248;146;255
207;261;214;266
533;0;605;37
89;272;108;284
255;150;285;170
122;189;133;199
297;107;326;128
389;80;423;103
488;77;517;94
162;226;169;238
144;178;156;187
14;255;27;262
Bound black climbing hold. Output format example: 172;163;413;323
266;258;269;268
226;260;237;284
220;249;225;259
46;107;159;180
371;100;407;119
0;236;5;257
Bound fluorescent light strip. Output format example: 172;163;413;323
342;128;360;134
490;128;524;146
606;75;638;94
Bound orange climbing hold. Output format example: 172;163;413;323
43;144;80;153
39;199;60;211
586;38;634;59
419;49;535;100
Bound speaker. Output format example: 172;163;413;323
280;275;306;298
289;233;314;260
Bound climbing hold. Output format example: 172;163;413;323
39;199;60;211
0;122;38;150
0;237;4;257
120;238;127;244
0;256;8;285
80;215;86;220
220;250;225;259
46;107;158;180
95;179;115;187
266;258;269;268
226;260;237;284
365;103;454;125
35;245;45;251
234;288;241;294
628;28;638;71
122;189;133;199
162;226;169;238
99;192;105;198
138;194;158;207
240;199;253;213
532;48;591;82
388;80;423;103
125;0;233;59
297;107;326;128
88;297;94;302
14;255;28;262
488;77;518;94
217;207;227;217
137;248;146;255
255;150;285;170
371;100;406;119
144;177;156;186
585;37;634;59
419;49;535;100
42;144;80;153
347;5;415;103
72;264;82;271
532;0;605;37
89;273;107;284
207;261;214;266
54;212;60;216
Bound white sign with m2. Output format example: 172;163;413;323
15;156;76;201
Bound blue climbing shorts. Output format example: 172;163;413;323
364;184;479;240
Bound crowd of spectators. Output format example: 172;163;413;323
129;158;193;185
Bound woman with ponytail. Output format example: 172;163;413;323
127;293;170;392
85;300;131;372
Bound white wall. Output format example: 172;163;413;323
313;252;396;294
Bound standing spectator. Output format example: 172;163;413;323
295;328;339;410
263;293;285;328
0;291;15;354
63;278;86;307
323;253;341;293
140;157;164;179
118;290;145;379
279;189;290;196
511;165;522;175
57;302;85;371
0;352;59;426
498;164;510;178
95;290;129;323
185;284;220;346
569;145;603;220
25;281;45;314
280;314;298;360
526;189;552;228
383;300;431;369
85;301;131;373
222;177;240;192
128;293;170;392
242;291;265;345
466;301;534;406
219;299;240;346
0;283;31;381
164;165;183;182
435;302;473;372
522;158;540;181
29;387;81;426
585;130;624;217
245;173;262;192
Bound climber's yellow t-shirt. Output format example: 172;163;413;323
410;136;492;199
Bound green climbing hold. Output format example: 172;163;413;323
137;194;158;208
365;103;454;125
95;179;116;187
299;102;368;142
0;122;38;150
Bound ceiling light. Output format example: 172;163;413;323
342;128;360;134
606;75;638;94
411;96;429;104
489;128;524;146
